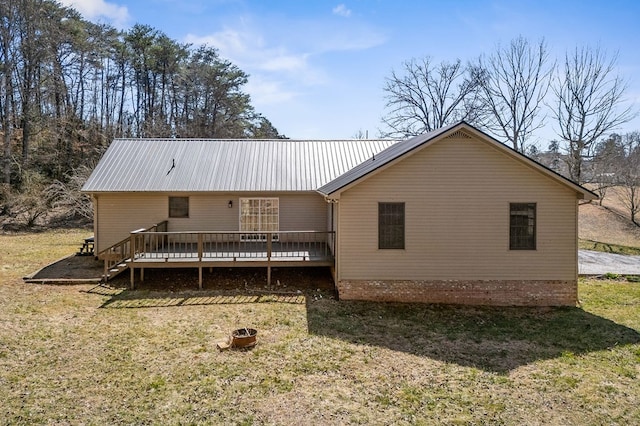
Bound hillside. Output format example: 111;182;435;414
579;186;640;248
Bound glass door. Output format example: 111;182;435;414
239;198;279;241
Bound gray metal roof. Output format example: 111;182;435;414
82;138;399;193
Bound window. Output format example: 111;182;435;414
379;202;405;249
510;203;536;250
169;196;189;218
240;198;279;240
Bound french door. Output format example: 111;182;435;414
239;198;279;241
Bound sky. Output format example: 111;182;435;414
60;0;640;146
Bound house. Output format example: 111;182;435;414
82;121;597;306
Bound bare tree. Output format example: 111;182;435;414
352;129;368;139
45;164;94;220
0;0;16;185
618;132;640;226
472;36;553;153
591;134;625;205
553;46;636;183
381;57;479;138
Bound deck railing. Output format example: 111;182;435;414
130;230;335;262
98;220;168;279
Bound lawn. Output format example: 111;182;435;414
1;230;639;424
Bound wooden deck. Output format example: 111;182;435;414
100;228;335;289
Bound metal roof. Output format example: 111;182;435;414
82;138;399;193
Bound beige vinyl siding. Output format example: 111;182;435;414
338;135;578;281
278;193;328;231
94;193;167;252
95;192;327;252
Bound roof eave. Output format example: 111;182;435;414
459;125;599;201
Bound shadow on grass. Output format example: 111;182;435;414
305;299;640;373
89;267;333;308
87;284;308;308
85;267;640;373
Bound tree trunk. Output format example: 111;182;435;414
1;39;13;184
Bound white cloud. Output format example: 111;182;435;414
332;4;352;18
59;0;130;28
185;29;316;106
261;52;309;72
185;28;326;84
184;14;386;108
244;76;299;106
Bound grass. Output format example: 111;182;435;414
579;238;640;256
1;230;640;424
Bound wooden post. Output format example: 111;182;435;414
266;232;272;260
198;233;203;289
267;232;272;286
129;233;135;263
267;265;271;286
129;233;136;289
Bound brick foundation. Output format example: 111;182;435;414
336;279;577;306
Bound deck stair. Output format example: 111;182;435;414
98;221;168;282
106;262;129;280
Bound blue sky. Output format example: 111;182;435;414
62;0;640;145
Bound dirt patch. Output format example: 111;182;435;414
112;266;336;293
28;254;104;280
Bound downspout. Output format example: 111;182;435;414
93;195;99;255
330;202;333;233
323;196;340;292
335;199;340;287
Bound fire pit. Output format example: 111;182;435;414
217;327;258;350
231;328;257;348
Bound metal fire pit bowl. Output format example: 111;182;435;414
231;328;257;348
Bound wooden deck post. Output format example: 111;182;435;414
129;233;136;289
266;233;272;260
267;233;272;286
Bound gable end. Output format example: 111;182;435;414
445;130;473;140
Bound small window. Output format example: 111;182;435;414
510;203;536;250
169;196;189;218
379;202;405;249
